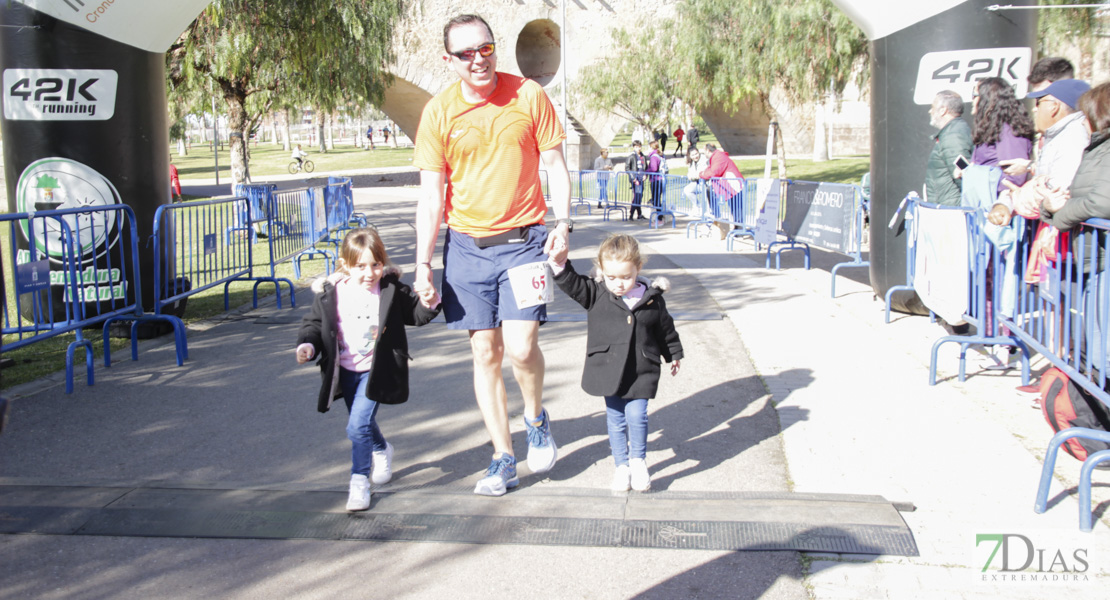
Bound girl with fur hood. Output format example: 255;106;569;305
548;234;683;492
296;228;440;511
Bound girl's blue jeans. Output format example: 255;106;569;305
339;368;387;476
604;396;648;466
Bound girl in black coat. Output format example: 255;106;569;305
549;234;683;492
296;228;440;511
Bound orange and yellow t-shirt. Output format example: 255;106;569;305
413;73;566;237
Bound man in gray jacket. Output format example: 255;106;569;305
924;90;973;206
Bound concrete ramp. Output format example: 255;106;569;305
0;484;917;556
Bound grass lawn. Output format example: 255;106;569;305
174;143;415;180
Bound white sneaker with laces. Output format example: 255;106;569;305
347;473;371;511
612;464;631;492
629;458;651;492
371;442;394;485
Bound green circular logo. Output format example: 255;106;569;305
15;158;121;263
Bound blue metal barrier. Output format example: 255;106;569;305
829;185;871;297
234;183;277;243
1005;217;1110;531
3;205;182;392
328;176;366;229
293;185;337;278
926;207;1031;385
884;195;920;324
571;170;594;217
151;196;254;335
703;176;751;250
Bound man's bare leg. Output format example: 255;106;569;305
469;327;512;456
503;319;557;473
502;320;544;419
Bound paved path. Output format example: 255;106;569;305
2;184;1109;599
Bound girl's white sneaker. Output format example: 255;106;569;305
371;442;394;485
347;474;371;511
629;458;651;492
611;464;631;492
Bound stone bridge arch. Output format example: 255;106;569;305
378;1;861;165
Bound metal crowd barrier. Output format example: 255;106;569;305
151;196;254;329
828;186;871;297
923;204;1031;385
571;170;722;229
266;186;327;291
234;183;277;243
327;176;367;231
3;205;183;392
883;194;921;324
1012;218;1110;531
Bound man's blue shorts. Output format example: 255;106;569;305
441;224;549;330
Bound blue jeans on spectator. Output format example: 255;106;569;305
598;174;609;204
650;178;666;214
604;396;648;466
630;179;645;219
340;368;387;477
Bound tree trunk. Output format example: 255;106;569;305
326;112;334;150
282;108;292;152
316;108;326;153
812;98;829;162
270;112;279;146
225;94;251;192
177;138;187;156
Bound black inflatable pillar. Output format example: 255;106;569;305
833;0;1036;313
1;3;171;315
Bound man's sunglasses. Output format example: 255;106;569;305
449;43;495;62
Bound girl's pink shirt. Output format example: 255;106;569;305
335;277;381;372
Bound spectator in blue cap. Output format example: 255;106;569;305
995;79;1092;223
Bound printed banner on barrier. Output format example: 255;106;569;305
15;0;211;53
781;182;856;254
913;206;970;325
754;178;781;246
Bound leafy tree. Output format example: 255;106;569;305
676;0;868;161
575;1;868;165
576;24;683;134
1036;0;1106;79
168;0;401;189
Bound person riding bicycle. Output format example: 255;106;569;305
292;144;308;168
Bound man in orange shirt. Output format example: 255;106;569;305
413;14;572;497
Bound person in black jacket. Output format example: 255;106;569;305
548;234;683;492
296;228;440;511
625;140;648;219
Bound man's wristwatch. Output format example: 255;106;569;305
555;218;574;233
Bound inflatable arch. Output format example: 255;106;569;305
832;0;1036;311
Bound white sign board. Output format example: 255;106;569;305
913;47;1032;105
3;69;117;121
